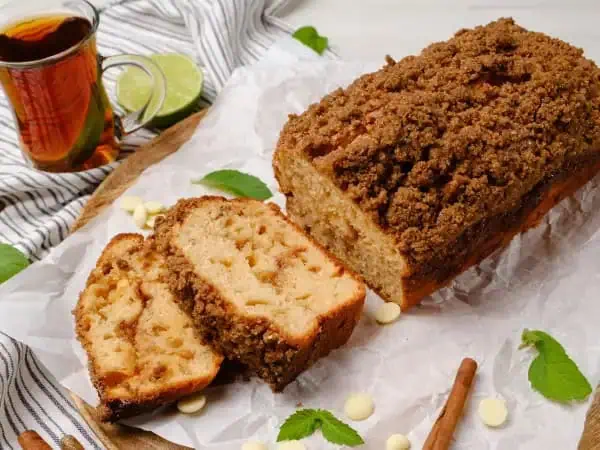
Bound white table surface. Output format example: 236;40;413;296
3;0;600;62
281;0;600;63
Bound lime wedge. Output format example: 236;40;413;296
116;53;203;129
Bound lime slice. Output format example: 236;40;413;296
116;53;203;129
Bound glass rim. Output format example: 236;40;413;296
0;0;99;70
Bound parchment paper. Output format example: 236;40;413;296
0;37;599;449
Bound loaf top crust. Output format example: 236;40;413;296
276;18;600;271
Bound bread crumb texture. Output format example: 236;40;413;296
154;197;366;390
277;18;600;273
74;234;222;421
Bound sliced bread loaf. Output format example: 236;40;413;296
154;197;366;391
74;233;223;421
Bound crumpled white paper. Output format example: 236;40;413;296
1;37;599;450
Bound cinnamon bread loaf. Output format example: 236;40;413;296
154;197;366;391
274;18;600;309
74;234;223;421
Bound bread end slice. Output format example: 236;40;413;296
274;124;600;310
154;197;366;391
274;148;413;307
74;233;223;422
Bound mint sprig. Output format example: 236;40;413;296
193;169;272;201
0;243;30;283
520;329;592;403
278;408;363;447
318;410;363;446
292;26;328;55
277;409;320;442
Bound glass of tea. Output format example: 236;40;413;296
0;0;166;172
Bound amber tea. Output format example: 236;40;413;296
0;0;165;173
0;15;118;172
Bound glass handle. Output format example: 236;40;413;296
101;54;166;136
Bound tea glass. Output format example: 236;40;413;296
0;0;166;172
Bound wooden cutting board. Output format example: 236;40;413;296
70;109;600;450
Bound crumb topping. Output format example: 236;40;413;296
277;18;600;269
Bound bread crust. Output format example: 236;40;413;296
154;197;365;391
274;18;600;308
398;156;600;307
74;233;222;422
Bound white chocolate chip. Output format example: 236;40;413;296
374;302;402;324
277;441;305;450
242;441;268;450
132;204;148;229
176;393;207;414
386;433;411;450
144;201;165;214
478;398;508;427
344;393;374;421
145;214;164;229
120;196;143;213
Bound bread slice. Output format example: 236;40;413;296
74;233;223;422
273;18;600;310
154;197;366;391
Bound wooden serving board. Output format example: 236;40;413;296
70;109;600;450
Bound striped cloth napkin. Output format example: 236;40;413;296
0;0;311;447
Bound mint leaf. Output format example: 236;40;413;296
317;410;364;447
0;244;29;283
193;170;272;201
277;408;364;447
292;26;328;55
277;409;320;442
520;329;592;403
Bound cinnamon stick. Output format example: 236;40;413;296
423;357;478;450
17;430;52;450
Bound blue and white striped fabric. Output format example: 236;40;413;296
0;334;102;448
0;0;297;446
